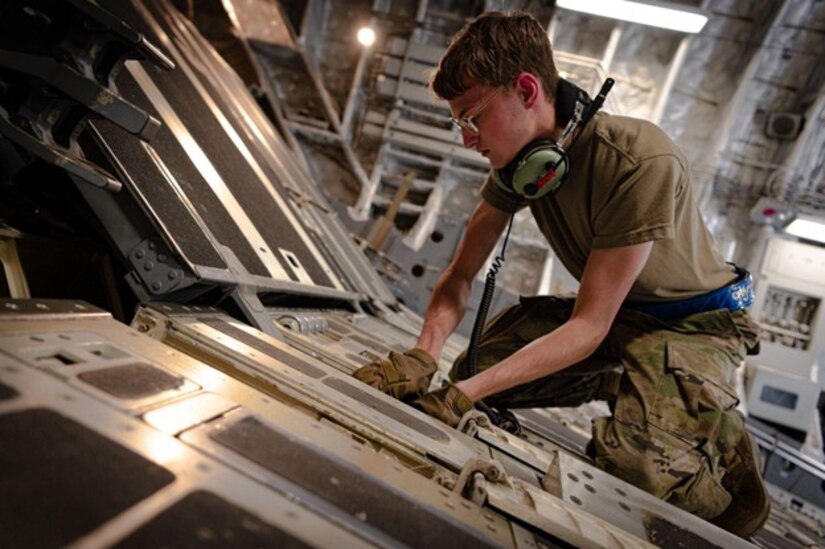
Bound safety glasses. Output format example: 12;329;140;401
449;87;501;135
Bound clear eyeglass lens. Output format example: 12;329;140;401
450;87;499;134
450;117;477;133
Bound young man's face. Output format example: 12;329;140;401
448;83;533;169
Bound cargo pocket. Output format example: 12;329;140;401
665;453;732;519
649;339;740;450
592;417;733;520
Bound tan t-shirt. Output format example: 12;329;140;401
481;112;734;302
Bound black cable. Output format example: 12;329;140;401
465;213;522;434
582;78;614;127
467;213;515;374
462;78;614;435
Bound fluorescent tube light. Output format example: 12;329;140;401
556;0;708;34
785;215;825;245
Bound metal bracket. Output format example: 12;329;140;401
0;111;123;192
0;230;30;298
131;305;173;341
539;452;563;497
128;238;186;295
0;52;161;141
228;286;284;340
0;0;174;192
457;409;493;437
452;457;507;506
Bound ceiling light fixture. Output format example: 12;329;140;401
785;214;825;245
556;0;708;34
357;26;376;47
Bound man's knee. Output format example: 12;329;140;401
591;418;732;520
709;431;770;538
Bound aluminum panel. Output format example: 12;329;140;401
183;412;513;548
154;310;486;470
0;301;796;546
0;407;175;548
485;480;653;549
556;452;753;548
0;356;376;548
0;330;201;414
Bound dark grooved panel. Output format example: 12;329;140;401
323;378;450;443
311;234;356;291
126;68;289;280
78;363;184;399
103;0;335;287
199;318;324;378
101;72;269;277
213;416;498;549
149;6;334;288
0;409;175;547
114;490;312;548
0;381;19;400
89;120;228;271
755;525;825;549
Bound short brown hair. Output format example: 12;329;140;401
430;11;559;101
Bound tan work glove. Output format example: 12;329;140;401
352;348;437;401
411;383;474;428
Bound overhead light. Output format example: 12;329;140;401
785;214;825;245
357;26;376;47
556;0;708;34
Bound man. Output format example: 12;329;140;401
353;11;769;538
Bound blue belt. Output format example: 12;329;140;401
626;267;754;321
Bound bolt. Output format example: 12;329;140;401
135;249;145;259
144;261;155;271
151;282;162;291
168;271;177;280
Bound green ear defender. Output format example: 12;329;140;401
492;77;614;200
492;138;570;198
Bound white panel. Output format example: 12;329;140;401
746;364;820;430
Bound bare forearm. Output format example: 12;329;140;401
456;316;605;402
414;200;511;360
454;241;653;404
415;271;470;359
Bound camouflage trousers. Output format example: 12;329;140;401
451;296;761;520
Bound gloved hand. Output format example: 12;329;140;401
411;383;474;428
352;348;437;401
